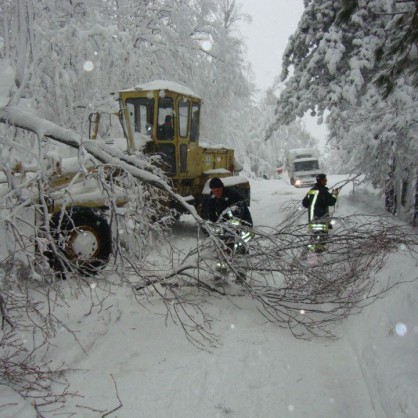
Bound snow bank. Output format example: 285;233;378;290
345;236;418;418
0;386;35;418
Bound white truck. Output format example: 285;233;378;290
286;148;321;187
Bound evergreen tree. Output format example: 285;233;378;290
275;0;418;224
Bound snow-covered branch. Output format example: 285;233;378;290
0;105;200;220
141;212;418;339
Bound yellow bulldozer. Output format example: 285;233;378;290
100;80;251;217
2;80;250;274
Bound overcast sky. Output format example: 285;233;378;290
237;0;304;91
237;0;328;146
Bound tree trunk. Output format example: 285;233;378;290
413;169;418;227
385;175;397;215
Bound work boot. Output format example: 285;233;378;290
235;271;246;285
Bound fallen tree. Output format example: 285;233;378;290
1;107;417;414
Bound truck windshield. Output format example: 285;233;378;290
294;160;319;171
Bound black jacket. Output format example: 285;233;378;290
302;183;336;221
208;188;253;227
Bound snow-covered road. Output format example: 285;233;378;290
6;175;416;418
59;175;380;418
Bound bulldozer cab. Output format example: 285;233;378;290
118;80;202;179
90;80;249;216
0;81;250;276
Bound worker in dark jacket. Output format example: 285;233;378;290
302;173;339;224
208;177;253;227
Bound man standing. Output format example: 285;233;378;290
302;174;339;253
302;173;339;223
208;177;253;227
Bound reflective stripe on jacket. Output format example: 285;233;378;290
302;184;337;222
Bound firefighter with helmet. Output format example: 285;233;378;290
302;174;340;251
302;174;339;221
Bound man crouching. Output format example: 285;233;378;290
207;177;253;227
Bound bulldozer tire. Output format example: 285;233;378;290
49;207;112;276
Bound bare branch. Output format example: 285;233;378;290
101;375;123;418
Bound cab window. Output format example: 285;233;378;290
126;97;154;136
190;102;200;142
157;97;174;140
179;100;190;138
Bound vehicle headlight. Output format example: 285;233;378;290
295;179;301;186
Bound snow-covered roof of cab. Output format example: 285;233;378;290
121;80;201;99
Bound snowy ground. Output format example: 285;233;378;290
2;175;417;418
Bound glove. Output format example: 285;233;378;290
332;188;340;197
